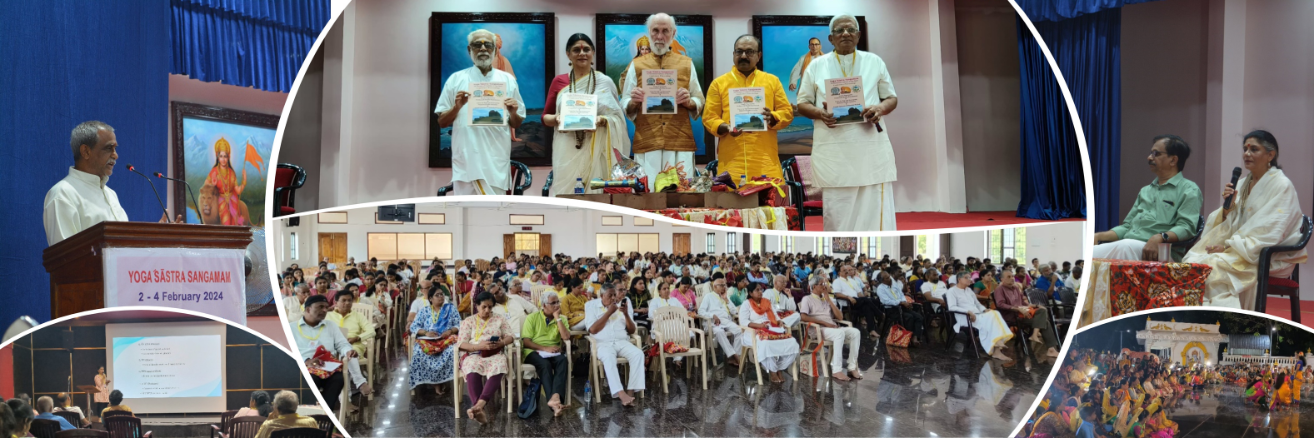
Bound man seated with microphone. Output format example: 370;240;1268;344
43;121;182;245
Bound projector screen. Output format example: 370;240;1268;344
104;322;227;413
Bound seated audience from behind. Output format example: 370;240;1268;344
4;399;34;438
252;391;319;438
34;396;76;431
235;390;273;418
101;390;132;417
52;393;88;427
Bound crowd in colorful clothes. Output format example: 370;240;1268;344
1024;348;1311;438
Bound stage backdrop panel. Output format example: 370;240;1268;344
428;13;555;168
752;15;869;156
0;0;170;327
10;323;308;413
596;14;714;164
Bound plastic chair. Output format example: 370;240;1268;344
270;428;328;438
52;411;81;428
452;337;516;418
514;330;574;408
274;163;307;217
103;416;152;438
209;410;238;438
219;416;264;438
781;157;820;230
800;320;853;377
55;430;108;438
948;311;983;358
30;419;61;438
1256;215;1312;323
588;333;646;403
649;306;708;393
542;170;554;196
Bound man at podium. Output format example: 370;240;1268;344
42;121;180;246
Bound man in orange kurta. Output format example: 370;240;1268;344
702;35;793;182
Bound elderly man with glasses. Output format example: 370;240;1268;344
433;28;528;196
796;14;901;231
619;12;707;180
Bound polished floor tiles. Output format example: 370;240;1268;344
1163;385;1308;438
349;335;1056;437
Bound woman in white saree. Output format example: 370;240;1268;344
543;33;631;196
1184;130;1308;309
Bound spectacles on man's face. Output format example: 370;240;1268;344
734;49;759;57
1148;149;1163;158
833;27;860;35
469;41;495;50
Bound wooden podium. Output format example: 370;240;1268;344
42;221;253;319
76;384;101;419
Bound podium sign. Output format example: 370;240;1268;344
103;247;247;324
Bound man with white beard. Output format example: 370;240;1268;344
619;12;707;180
434;29;527;195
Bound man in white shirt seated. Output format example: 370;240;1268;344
289;295;372;412
831;265;881;339
283;284;310;322
584;283;644;406
920;268;948;311
493;280;534;331
52;393;88;427
945;275;1013;361
699;277;743;367
43;121;180;245
763;275;798;322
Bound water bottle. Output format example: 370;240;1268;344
574;178;585;194
583;380;592;403
739;174;747;188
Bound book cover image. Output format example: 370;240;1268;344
824;77;865;125
469;82;508;126
559;92;598;131
729;87;768;132
642;69;678;114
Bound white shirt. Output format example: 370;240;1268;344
584;298;635;342
832;276;864;299
763;288;797;312
289;317;354;361
43;167;128;245
649;296;681;310
797;50;898;188
433;66;527;187
921;281;948;310
945;286;988;330
698;292;736;324
619;57;706;122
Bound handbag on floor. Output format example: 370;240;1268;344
887;324;913;348
517;378;541;419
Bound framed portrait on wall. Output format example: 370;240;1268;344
832;237;858;254
428;12;555;167
752;15;868;156
170;101;279;316
595;14;714;164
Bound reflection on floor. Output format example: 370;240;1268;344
351;337;1056;437
1165;385;1307;438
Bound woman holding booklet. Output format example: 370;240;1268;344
543;33;631;196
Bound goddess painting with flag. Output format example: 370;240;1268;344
203;137;260;226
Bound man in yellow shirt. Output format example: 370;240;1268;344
703;34;794;181
325;290;375;357
253;391;321;438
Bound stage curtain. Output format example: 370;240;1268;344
1015;10;1111;221
1015;0;1161;23
0;1;171;325
170;0;332;93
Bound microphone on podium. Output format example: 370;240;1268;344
1224;167;1242;210
126;164;170;222
154;172;204;225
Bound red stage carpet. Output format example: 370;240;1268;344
1263;296;1314;323
802;211;1085;231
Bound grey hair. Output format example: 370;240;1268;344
773;274;787;282
467;29;495;45
809;274;828;289
829;14;859;33
294;284;310;294
509;278;523;290
539;291;558;307
645;13;678;33
70;120;114;162
273;390;298;414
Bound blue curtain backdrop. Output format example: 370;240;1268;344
0;2;171;326
170;0;332;93
1014;0;1161;227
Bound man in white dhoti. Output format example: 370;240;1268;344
945;275;1013;361
699;277;744;368
763;275;799;323
798;276;863;381
796;14;900;231
434;29;527;196
1183;130;1307;309
620;13;706;180
44;121;179;245
739;284;801;383
1093;135;1202;261
584;283;645;406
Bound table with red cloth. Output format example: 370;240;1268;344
648;206;801;230
1080;258;1213;327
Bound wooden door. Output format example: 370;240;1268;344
673;233;691;256
318;233;347;269
899;236;914;259
939;234;952;259
540;234;552;256
503;234;515;259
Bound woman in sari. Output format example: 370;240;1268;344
543;33;630;196
671;277;700;318
738;284;802;383
203;137;250;226
1272;372;1294;409
1244;378;1270;406
454;271;475;314
1184;130;1308;309
410;285;460;395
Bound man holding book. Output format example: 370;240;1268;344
702;34;794;182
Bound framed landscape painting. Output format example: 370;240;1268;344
428;12;555;167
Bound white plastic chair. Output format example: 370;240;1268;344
649;306;708;393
